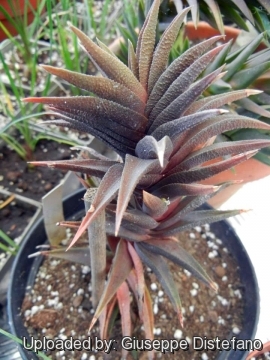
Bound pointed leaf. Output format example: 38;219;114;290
70;25;147;102
135;135;173;167
187;0;199;26
142;191;168;219
149;44;227;123
155;182;237;226
67;163;123;249
157;151;257;186
157;209;244;236
116;281;131;352
37;248;91;266
128;39;139;79
100;296;118;340
145;35;224;119
204;40;232;75
123;209;159;229
137;0;160;89
142;239;217;291
149;66;225;132
151;109;227;147
135;242;183;326
115;155;160;235
148;7;191;93
24;96;147;133
89;239;133;330
174;139;270;171
203;0;224;34
230;62;270;90
96;38;118;57
152;183;220;198
185;89;262;115
29;158;119;178
223;33;264;81
169;115;270;168
127;243;145;319
41;65;145;114
43;109;137;157
230;0;254;24
142;285;155;359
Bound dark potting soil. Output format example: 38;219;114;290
0;140;72;199
22;224;246;360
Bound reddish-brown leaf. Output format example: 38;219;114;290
70;25;147;102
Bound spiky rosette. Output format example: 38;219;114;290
25;0;270;348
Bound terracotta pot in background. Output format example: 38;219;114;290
202;158;270;207
184;21;267;51
0;0;42;41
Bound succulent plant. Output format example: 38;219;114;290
159;0;270;36
25;0;270;354
117;0;270;164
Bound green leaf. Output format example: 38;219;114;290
230;62;270;89
230;0;254;24
223;33;265;81
236;98;270;118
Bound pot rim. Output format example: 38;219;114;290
8;188;260;360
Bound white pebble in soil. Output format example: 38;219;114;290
153;328;162;335
184;269;191;277
153;303;159;315
201;353;209;360
234;289;242;299
190;289;198;297
208;250;218;258
232;327;241;335
173;329;182;340
150;283;158;291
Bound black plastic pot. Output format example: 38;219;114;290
8;188;259;360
